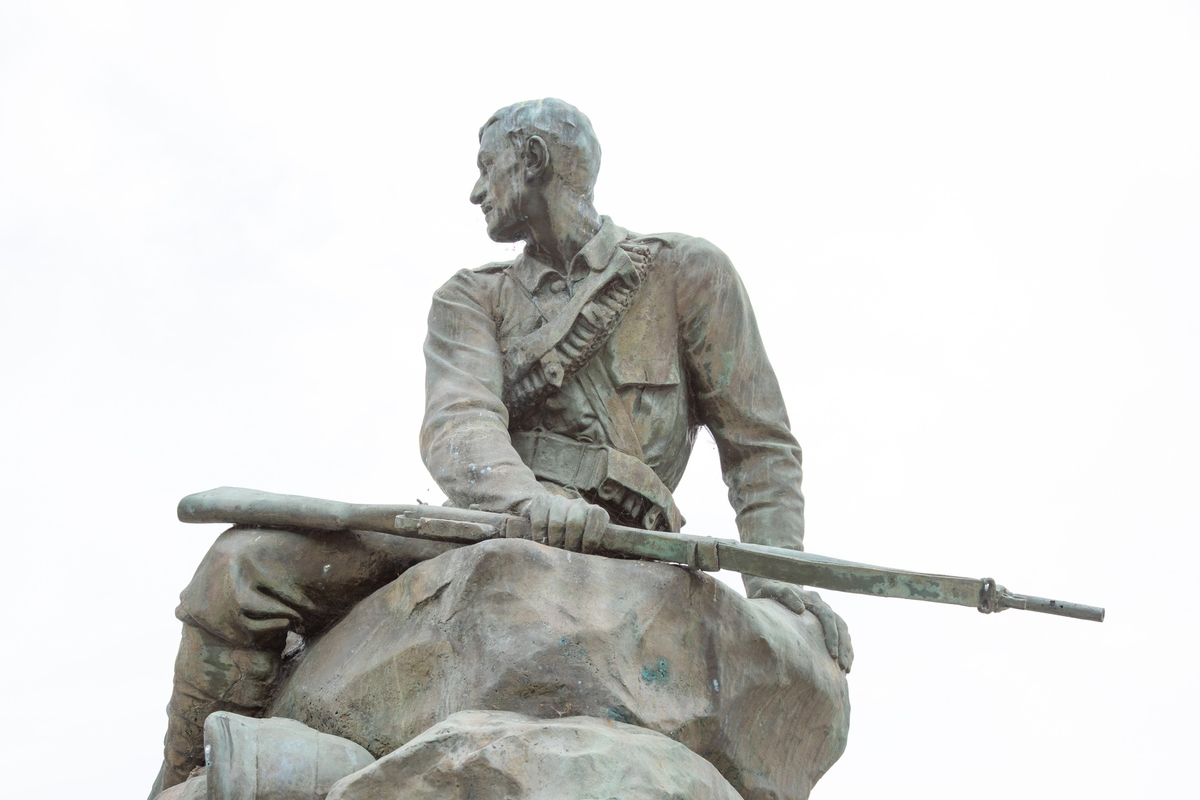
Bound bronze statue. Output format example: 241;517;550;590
150;98;854;796
152;99;1104;800
151;97;852;796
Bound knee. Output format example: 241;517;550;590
206;525;304;566
176;527;306;648
189;526;314;588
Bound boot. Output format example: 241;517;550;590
205;711;375;799
149;624;280;798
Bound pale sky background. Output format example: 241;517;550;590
1;2;1197;798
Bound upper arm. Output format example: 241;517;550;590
673;238;806;547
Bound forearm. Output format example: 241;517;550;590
421;271;547;513
420;413;544;513
716;431;805;550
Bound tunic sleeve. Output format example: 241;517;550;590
420;269;544;513
674;239;806;551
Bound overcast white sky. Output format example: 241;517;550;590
1;2;1197;797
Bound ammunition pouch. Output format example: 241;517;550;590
511;431;683;533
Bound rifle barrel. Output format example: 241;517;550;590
998;590;1105;622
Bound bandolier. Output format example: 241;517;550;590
500;235;684;533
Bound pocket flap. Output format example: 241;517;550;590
611;357;679;387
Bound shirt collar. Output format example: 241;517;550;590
511;216;627;293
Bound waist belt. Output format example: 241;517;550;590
511;431;683;533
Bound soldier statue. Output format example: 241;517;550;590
151;98;852;797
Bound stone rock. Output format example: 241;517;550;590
326;710;745;800
269;538;850;800
154;771;206;800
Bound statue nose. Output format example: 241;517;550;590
470;177;487;205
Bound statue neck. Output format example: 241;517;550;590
523;193;602;276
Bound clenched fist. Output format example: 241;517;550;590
523;494;610;553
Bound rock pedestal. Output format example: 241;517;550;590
327;710;744;800
269;538;850;800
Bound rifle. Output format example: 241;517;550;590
178;487;1105;623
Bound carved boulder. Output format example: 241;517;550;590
326;710;743;800
269;538;850;800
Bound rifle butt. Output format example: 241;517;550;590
178;487;403;536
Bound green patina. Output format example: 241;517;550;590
641;658;669;683
605;706;633;724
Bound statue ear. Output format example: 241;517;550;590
523;135;550;183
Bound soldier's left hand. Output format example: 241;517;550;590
524;493;610;553
746;577;853;673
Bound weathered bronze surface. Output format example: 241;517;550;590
267;538;849;799
151;98;856;798
181;485;1105;621
147;100;1104;800
324;711;745;800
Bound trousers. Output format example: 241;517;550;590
153;525;447;796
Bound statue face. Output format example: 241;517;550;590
470;124;526;243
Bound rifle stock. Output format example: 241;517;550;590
178;487;1104;623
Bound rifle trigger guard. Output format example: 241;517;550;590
978;577;998;614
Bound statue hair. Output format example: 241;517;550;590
480;99;602;202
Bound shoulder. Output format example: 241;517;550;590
629;232;737;283
630;231;728;261
630;233;753;321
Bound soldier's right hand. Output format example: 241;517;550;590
524;494;609;553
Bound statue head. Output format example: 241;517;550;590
470;99;602;244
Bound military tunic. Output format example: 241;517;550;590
421;217;806;551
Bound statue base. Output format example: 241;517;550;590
266;538;850;800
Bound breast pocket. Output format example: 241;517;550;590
609;356;684;436
607;351;689;478
605;270;681;389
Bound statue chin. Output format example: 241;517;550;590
485;222;525;244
